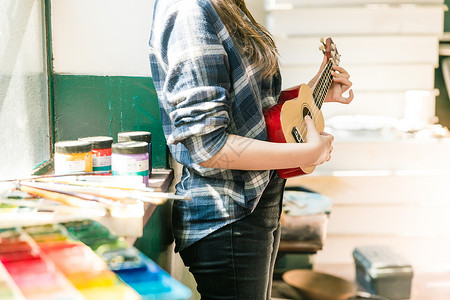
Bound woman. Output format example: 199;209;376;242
149;0;353;299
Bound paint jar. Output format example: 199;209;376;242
54;141;93;175
111;142;149;186
78;136;113;172
118;131;152;176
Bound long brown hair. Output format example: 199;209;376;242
211;0;279;80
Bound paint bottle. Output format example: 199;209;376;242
117;131;152;176
78;136;113;172
111;142;149;186
54;141;93;175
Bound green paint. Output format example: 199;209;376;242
52;74;167;168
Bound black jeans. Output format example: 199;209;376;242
179;172;286;300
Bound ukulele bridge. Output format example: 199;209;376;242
291;126;303;143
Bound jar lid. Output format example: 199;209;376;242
55;140;92;154
118;131;151;143
112;141;149;154
78;136;113;149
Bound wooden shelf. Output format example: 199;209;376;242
148;168;174;192
278;240;323;254
143;168;174;226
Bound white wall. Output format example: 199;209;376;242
0;0;50;180
50;0;268;76
267;0;450;271
51;0;155;76
267;1;445;120
246;0;267;23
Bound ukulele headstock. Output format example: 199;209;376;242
319;37;340;66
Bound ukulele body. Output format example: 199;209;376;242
264;83;325;179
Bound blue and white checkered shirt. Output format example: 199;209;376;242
149;0;282;252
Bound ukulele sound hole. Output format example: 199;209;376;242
291;126;303;143
291;106;313;143
302;106;312;119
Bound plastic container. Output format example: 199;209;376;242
78;136;113;172
54;141;93;175
111;142;149;186
117;131;152;176
353;245;413;299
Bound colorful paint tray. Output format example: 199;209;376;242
0;220;192;299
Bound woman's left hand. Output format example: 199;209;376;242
324;65;354;104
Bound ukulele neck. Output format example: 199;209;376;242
312;60;334;110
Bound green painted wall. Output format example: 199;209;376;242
445;0;450;32
51;74;172;264
52;74;168;168
46;1;172;267
134;202;174;268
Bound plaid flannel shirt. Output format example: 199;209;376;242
149;0;282;252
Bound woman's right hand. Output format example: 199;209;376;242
304;115;334;165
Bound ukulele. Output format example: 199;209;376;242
263;37;340;179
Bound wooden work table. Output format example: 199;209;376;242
31;161;175;242
143;168;174;225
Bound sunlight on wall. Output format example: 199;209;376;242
51;0;155;76
0;0;50;179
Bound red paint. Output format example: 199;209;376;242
92;147;112;157
0;240;39;263
3;257;57;287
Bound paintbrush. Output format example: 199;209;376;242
0;171;111;183
0;198;106;217
17;182;120;210
34;177;191;201
29;183;168;205
24;181;146;205
36;175;150;191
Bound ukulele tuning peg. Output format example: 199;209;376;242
320;37;325;44
319;44;325;52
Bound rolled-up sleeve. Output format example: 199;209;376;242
151;2;231;164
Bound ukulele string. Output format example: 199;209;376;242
315;60;334;110
314;60;334;114
318;62;334;108
311;61;332;118
298;60;334;141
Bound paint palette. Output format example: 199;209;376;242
0;262;25;300
0;220;192;300
62;220;192;299
0;227;84;300
0;181;147;238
